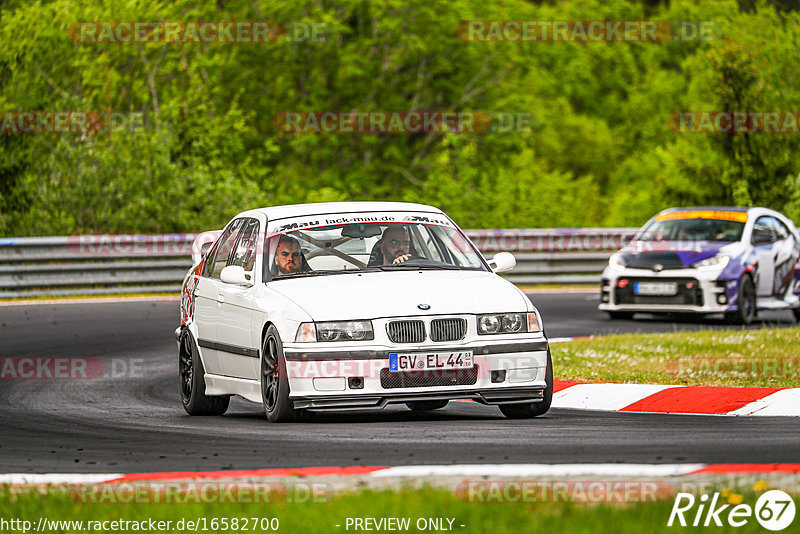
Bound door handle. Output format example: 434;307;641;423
193;288;199;297
217;293;224;303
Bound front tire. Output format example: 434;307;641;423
406;400;449;412
261;325;310;423
180;331;230;416
726;275;756;325
499;349;553;419
793;308;800;322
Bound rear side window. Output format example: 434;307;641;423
767;217;791;241
204;219;245;279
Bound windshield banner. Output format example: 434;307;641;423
268;212;454;236
654;210;748;223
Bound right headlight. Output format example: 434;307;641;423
694;255;730;270
609;253;627;269
477;312;541;335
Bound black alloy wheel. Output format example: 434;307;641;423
179;331;230;416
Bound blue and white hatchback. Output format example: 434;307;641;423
599;207;800;324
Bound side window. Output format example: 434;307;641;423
207;219;245;279
229;219;260;274
752;217;775;245
202;232;229;278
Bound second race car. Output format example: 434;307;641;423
599;206;800;323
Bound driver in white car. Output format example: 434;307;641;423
380;226;413;265
273;235;304;275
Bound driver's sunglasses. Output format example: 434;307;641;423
389;239;410;247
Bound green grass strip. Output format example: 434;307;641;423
551;327;800;387
0;486;784;533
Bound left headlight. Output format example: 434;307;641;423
609;253;628;269
477;312;541;335
295;321;374;342
694;255;730;270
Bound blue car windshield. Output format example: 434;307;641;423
638;218;745;242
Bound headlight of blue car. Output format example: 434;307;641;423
694;255;730;270
608;253;628;269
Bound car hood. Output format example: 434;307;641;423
620;241;743;269
267;270;529;320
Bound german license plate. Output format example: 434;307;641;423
389;351;473;372
634;281;678;296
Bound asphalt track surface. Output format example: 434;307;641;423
0;292;798;473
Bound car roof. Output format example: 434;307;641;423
656;206;792;220
659;206;751;213
236;201;445;221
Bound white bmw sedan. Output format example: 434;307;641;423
176;202;551;422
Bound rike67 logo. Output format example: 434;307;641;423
668;490;795;530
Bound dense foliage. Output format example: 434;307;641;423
2;0;799;235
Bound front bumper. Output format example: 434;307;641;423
292;386;546;410
282;336;549;410
598;267;732;314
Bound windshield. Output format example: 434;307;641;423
637;211;747;243
265;212;487;279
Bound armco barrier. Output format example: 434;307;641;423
0;229;636;298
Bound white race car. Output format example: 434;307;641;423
599;206;800;323
176;202;551;422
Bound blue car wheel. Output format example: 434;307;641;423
726;275;756;325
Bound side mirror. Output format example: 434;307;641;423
220;265;252;286
489;252;516;273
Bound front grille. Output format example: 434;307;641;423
387;320;425;343
614;277;704;306
623;252;687;270
430;318;466;342
380;365;479;389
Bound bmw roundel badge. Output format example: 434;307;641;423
418;303;431;310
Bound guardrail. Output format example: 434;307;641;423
0;229;637;298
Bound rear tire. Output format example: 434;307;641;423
607;311;634;320
180;331;230;416
499;349;553;419
725;275;756;325
406;400;449;411
261;325;311;423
